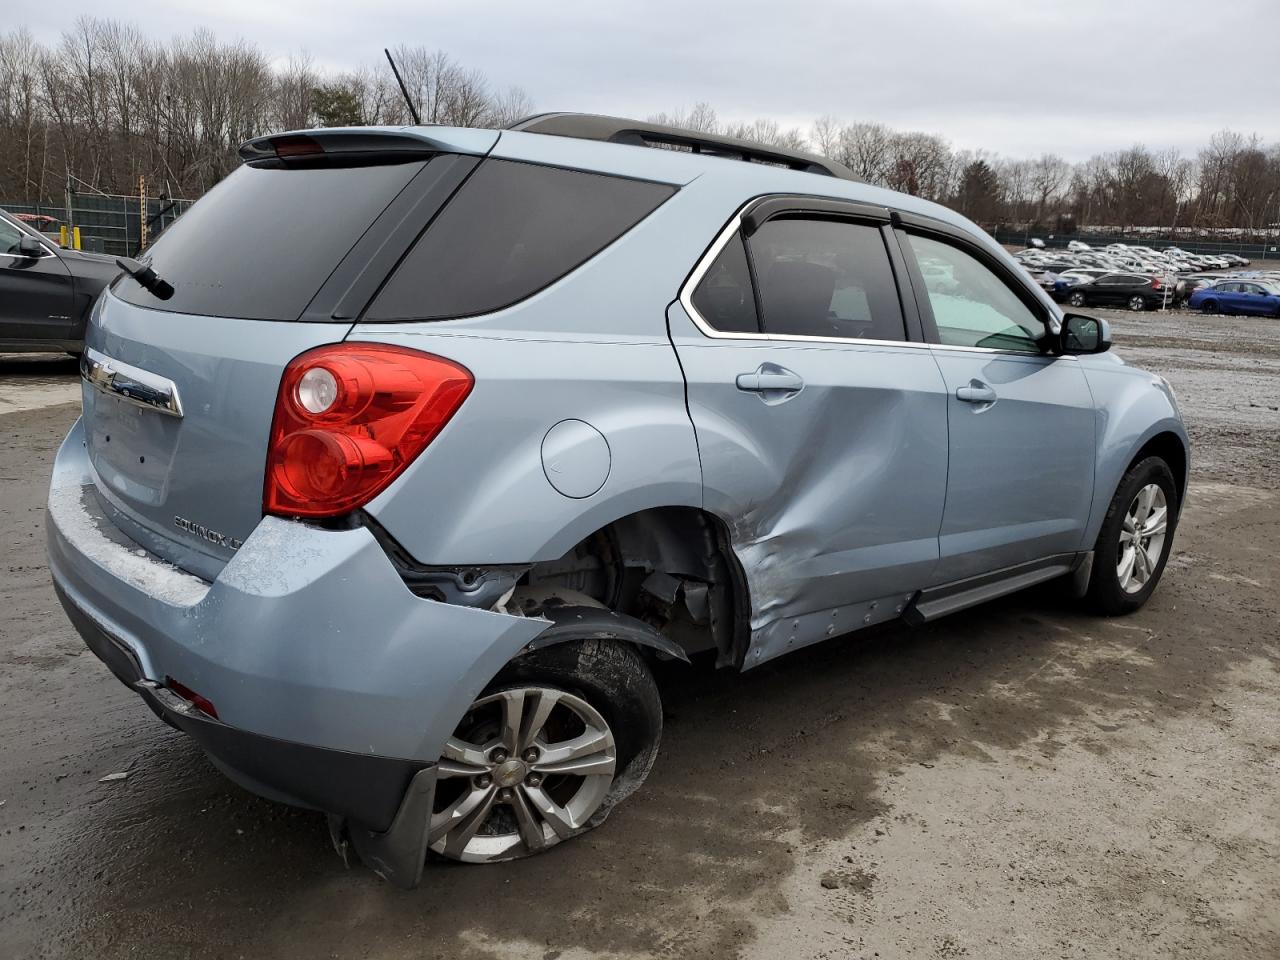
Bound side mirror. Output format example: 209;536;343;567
1060;313;1111;355
17;235;44;258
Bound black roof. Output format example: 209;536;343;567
509;112;859;182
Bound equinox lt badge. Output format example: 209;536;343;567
174;516;243;550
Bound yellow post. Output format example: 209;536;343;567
72;226;82;251
139;175;148;249
59;224;68;247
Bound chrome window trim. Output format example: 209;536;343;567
0;246;57;261
677;204;1074;361
81;346;185;419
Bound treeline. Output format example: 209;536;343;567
3;18;1278;235
0;19;533;203
666;105;1280;235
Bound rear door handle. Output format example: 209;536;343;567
956;379;997;405
736;365;804;394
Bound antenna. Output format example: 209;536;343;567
384;48;422;125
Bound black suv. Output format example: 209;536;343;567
1062;272;1169;312
0;208;117;354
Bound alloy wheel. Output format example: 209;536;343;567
1069;292;1086;307
429;686;617;862
1128;295;1145;311
1116;483;1168;594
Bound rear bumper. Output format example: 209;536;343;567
55;578;427;829
48;417;547;830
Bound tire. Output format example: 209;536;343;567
428;638;661;862
1085;456;1179;616
1128;295;1146;312
1202;299;1219;315
1068;291;1087;308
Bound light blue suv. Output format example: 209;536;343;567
47;114;1188;885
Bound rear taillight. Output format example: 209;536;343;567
1152;278;1162;290
264;344;473;518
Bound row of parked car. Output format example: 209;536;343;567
1013;242;1280;315
1018;240;1249;275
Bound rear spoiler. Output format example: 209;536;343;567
238;127;499;164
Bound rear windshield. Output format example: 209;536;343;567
115;160;426;321
365;159;674;321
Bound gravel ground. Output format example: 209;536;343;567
0;312;1277;960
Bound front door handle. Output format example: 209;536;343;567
736;365;804;394
956;379;997;405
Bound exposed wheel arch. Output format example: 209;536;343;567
515;506;750;668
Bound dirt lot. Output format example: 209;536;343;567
1;310;1277;960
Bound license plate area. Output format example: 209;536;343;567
86;393;182;506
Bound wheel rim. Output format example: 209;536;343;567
429;686;617;862
1117;483;1168;595
1204;301;1218;314
1070;293;1085;306
1129;296;1145;311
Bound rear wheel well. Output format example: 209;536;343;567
1128;432;1187;507
515;507;749;667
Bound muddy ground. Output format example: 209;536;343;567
1;309;1277;959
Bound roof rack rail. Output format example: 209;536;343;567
508;112;859;182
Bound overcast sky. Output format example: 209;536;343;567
21;0;1279;161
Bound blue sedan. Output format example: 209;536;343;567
1189;280;1280;316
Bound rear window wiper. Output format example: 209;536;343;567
116;257;174;301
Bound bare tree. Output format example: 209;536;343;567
1028;153;1070;226
836;122;894;184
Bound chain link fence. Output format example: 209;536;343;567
2;192;194;258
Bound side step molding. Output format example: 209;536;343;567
903;553;1084;626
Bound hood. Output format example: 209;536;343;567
59;248;121;288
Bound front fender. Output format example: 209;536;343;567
1080;354;1189;546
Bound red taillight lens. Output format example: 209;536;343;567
264;344;473;518
1152;278;1162;290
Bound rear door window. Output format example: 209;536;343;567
690;232;759;333
746;218;905;341
366;160;674;321
115;160;428;320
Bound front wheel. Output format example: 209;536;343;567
1086;456;1178;615
1068;291;1088;308
428;638;661;863
1202;299;1219;315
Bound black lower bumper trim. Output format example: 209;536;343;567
56;579;431;833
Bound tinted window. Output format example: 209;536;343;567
115;160;426;320
747;218;904;341
691;232;758;333
0;217;23;255
905;233;1044;353
368;160;674;321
